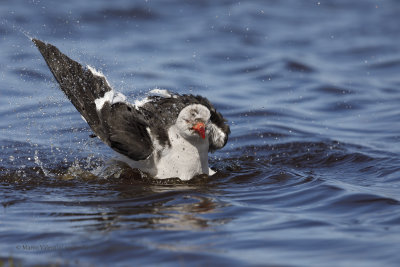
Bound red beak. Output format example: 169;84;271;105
192;122;206;139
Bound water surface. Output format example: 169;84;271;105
1;0;400;266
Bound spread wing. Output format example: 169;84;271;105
33;38;153;160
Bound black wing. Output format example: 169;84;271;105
33;38;153;160
32;38;107;132
98;102;153;160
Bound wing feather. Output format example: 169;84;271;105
33;39;153;160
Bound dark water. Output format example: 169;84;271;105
1;0;400;266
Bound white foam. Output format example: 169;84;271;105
133;88;173;110
94;90;128;111
94;91;114;110
134;97;150;109
113;92;126;103
87;65;104;77
149;88;172;98
87;65;111;86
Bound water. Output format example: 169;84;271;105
1;0;400;266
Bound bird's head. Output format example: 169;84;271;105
176;104;210;141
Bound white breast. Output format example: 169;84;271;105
154;125;210;180
118;125;211;181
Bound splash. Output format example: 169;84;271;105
1;18;34;41
34;150;50;177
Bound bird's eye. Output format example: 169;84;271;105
190;109;198;117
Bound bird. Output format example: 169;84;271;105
32;38;230;181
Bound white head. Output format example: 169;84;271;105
175;104;211;141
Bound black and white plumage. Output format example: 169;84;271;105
32;39;230;180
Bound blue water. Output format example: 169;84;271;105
1;0;400;266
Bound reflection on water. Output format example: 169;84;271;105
2;0;400;266
2;158;230;233
45;190;224;233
